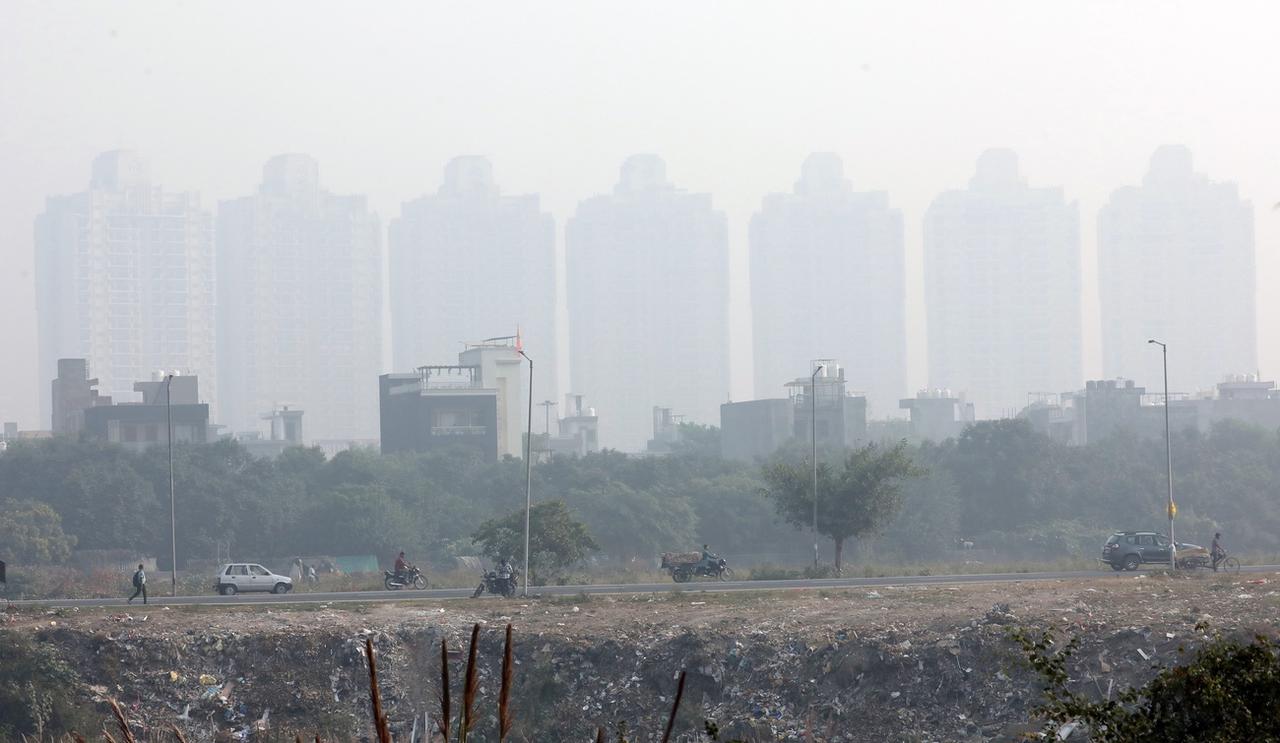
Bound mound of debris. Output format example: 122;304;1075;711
5;575;1278;741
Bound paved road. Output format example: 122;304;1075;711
9;565;1278;609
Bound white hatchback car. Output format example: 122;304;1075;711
214;563;293;595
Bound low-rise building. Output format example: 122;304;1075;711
898;389;975;442
81;373;210;451
379;365;499;459
720;360;868;461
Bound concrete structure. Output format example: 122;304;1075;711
924;149;1082;418
567;155;730;450
647;406;683;454
217;154;383;440
36;151;217;420
82;373;210;451
1020;376;1280;445
50;358;112;435
898;390;976;443
545;393;600;457
720;360;868;461
750;154;906;414
458;337;526;458
788;361;868;451
389;157;556;408
720;398;794;462
1099;146;1256;393
233;405;305;459
379;366;499;459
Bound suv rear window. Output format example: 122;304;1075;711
1106;535;1120;545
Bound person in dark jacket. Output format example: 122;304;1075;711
128;564;147;604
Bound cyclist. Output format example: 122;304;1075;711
1211;532;1226;572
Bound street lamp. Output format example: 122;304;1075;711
811;364;824;571
518;350;533;596
1147;340;1176;570
163;374;177;596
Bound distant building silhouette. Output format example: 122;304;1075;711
217;154;383;440
35;151;216;419
566;155;730;450
750;154;906;414
388;157;557;419
1098;146;1256;392
924;149;1082;418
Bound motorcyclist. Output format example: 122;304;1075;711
497;557;514;580
699;544;718;572
394;551;412;581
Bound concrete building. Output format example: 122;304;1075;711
82;373;210;452
750;154;906;414
50;358;112;435
1019;376;1280;446
567;155;730;450
233;405;305;459
217;154;382;440
1099;146;1256;392
389;157;556;409
544;393;600;457
379;366;499;459
720;398;794;462
898;390;976;443
720;360;867;461
924;149;1082;418
35;151;217;420
458;337;526;458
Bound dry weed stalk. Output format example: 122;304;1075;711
438;637;451;743
364;637;392;743
660;671;687;743
458;623;481;742
169;724;190;743
498;623;514;741
108;699;137;743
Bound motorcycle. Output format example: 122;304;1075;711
472;569;520;598
670;556;733;583
384;566;428;590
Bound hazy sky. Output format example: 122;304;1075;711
2;1;1277;429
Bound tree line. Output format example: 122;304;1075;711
1;418;1278;571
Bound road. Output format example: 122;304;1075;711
8;565;1277;608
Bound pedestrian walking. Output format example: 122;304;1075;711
128;563;147;604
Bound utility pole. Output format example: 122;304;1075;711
518;350;533;596
811;363;824;572
1148;340;1176;570
164;374;177;596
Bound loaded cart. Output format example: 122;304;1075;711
660;551;733;583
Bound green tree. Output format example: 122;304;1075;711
1017;627;1280;742
563;482;697;562
0;499;76;564
294;484;417;560
472;500;598;585
761;441;922;570
947;420;1058;535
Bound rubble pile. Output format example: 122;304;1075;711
4;575;1279;741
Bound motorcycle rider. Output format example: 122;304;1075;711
394;551;412;582
699;544;718;573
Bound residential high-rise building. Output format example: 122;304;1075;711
1099;146;1256;392
566;155;730;450
924;149;1081;418
750;153;906;414
217;154;382;439
35;151;217;418
388;156;556;421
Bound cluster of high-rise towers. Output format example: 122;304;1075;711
34;145;1256;451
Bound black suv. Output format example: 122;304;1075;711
1101;531;1174;571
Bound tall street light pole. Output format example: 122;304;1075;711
1148;340;1176;570
518;350;533;596
811;364;824;571
164;374;177;596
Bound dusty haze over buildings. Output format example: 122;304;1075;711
2;2;1279;432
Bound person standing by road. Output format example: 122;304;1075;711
1211;532;1226;572
128;563;147;604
